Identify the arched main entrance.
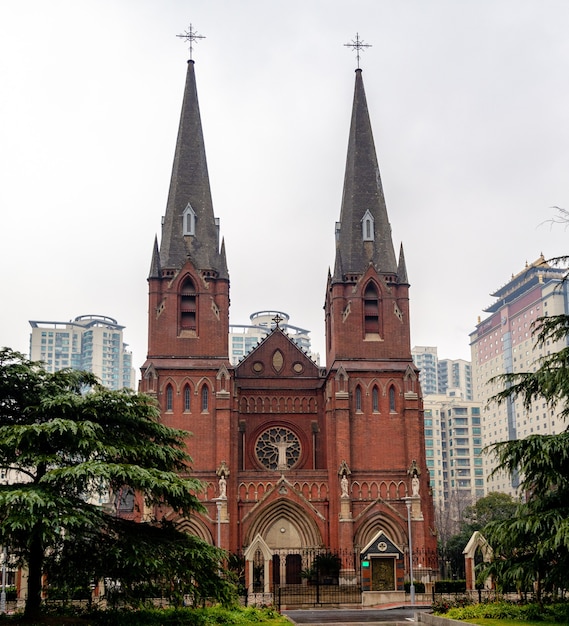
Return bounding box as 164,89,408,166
243,499,323,591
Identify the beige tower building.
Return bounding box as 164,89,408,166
470,256,569,496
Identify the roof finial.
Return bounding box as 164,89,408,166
272,313,283,329
176,23,206,61
344,33,372,69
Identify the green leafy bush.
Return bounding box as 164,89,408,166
87,606,287,625
440,600,569,623
434,579,466,593
404,581,425,593
432,596,472,614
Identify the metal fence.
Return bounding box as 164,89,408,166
431,589,519,604
273,583,362,610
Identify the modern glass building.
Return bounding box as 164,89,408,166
29,314,136,390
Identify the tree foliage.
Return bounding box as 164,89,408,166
0,348,236,615
483,298,569,598
462,491,518,529
482,432,569,597
440,492,517,580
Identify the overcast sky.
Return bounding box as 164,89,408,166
1,0,568,373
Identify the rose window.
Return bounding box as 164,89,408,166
255,427,301,471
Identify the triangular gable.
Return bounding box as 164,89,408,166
235,327,320,379
243,533,273,560
242,474,326,527
360,530,403,559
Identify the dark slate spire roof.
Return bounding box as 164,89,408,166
148,236,161,279
333,69,397,282
397,243,409,285
159,60,228,279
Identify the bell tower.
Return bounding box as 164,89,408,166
140,59,231,508
325,68,410,364
323,67,435,561
144,59,229,363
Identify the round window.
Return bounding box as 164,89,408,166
255,426,301,471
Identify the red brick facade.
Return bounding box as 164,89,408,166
140,60,437,591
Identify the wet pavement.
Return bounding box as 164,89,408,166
283,604,431,624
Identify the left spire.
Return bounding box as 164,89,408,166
158,29,228,279
176,24,205,61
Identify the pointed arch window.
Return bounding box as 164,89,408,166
372,386,379,412
361,210,375,241
364,281,380,335
166,384,174,412
180,276,197,331
389,386,396,412
201,385,209,412
355,385,362,412
183,384,191,412
183,203,196,236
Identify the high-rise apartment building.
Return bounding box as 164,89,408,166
438,359,472,400
411,346,439,395
470,255,569,496
423,393,484,511
29,314,136,390
229,311,316,366
412,347,472,400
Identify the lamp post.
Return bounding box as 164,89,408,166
0,545,7,614
405,499,415,605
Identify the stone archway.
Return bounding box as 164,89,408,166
170,514,214,544
463,531,493,590
244,499,323,588
354,511,406,552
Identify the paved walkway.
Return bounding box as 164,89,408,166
283,603,431,625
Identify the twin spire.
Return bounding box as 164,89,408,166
154,60,228,280
333,68,406,284
152,51,406,288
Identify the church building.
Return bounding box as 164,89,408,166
139,55,437,598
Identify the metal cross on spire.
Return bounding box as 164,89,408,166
176,24,206,60
344,33,372,69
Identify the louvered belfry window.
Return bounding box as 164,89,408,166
180,276,197,330
364,282,380,335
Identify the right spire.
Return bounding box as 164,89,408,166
333,69,398,282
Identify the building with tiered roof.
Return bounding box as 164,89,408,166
470,255,569,496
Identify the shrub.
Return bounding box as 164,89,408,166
549,602,569,623
441,601,569,623
404,581,425,593
432,596,473,615
5,586,17,601
434,579,466,593
85,606,286,626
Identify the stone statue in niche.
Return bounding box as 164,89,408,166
412,473,420,497
340,473,349,498
216,460,230,499
338,460,351,499
219,474,227,499
408,459,421,497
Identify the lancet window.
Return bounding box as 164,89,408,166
180,276,197,331
364,281,380,335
